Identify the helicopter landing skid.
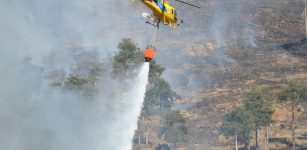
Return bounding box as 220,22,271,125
145,20,159,29
142,12,159,29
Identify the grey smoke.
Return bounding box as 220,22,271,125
0,61,149,150
0,0,152,150
159,0,260,94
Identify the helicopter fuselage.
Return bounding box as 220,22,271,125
141,0,177,28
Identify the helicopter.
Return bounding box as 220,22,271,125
132,0,200,29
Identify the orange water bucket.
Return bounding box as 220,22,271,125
144,48,155,62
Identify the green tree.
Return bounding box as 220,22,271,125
143,61,179,116
64,73,100,99
243,87,274,150
110,42,179,115
143,58,181,147
278,83,307,150
64,74,88,90
110,39,182,146
145,78,177,112
149,60,165,78
221,107,253,150
47,49,104,100
155,144,170,150
160,110,188,150
112,38,143,78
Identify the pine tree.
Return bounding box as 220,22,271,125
221,107,253,150
243,87,274,150
112,39,183,146
112,38,143,79
278,83,307,149
160,110,188,150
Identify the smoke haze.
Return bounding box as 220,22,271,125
0,0,262,148
0,0,151,150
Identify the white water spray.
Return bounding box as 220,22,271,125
90,62,150,150
120,62,150,150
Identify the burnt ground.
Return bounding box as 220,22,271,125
133,0,307,149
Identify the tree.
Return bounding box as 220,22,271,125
145,78,178,112
111,39,184,147
243,87,274,150
221,87,275,150
149,60,165,78
64,74,88,91
46,48,104,100
143,61,179,116
112,38,150,146
112,38,143,79
111,39,181,146
143,58,181,147
221,107,254,150
160,110,188,150
155,144,170,150
64,73,100,99
278,83,307,149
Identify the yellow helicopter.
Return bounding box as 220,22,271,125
132,0,200,29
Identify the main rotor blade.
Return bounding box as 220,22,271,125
174,0,200,8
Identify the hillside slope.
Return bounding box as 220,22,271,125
134,0,307,149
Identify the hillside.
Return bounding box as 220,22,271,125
133,0,307,149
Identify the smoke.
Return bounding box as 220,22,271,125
159,0,260,95
0,0,152,150
208,0,259,47
0,61,149,150
0,0,153,63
